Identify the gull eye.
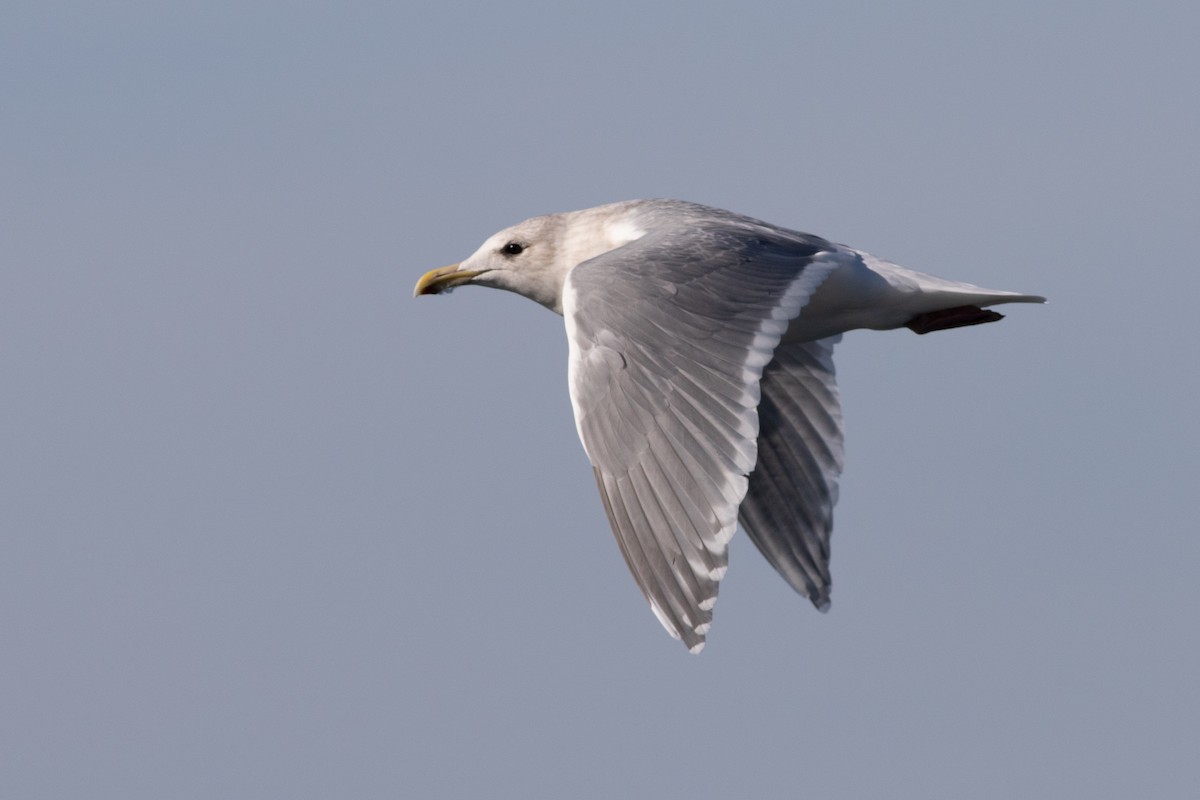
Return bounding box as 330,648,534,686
502,242,525,256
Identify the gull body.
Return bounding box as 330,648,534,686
416,199,1043,652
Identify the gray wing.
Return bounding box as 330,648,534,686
738,336,844,611
563,219,845,651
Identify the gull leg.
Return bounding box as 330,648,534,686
905,305,1004,335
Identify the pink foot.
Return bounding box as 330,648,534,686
905,305,1004,335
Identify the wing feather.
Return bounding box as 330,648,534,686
738,337,845,610
564,214,846,649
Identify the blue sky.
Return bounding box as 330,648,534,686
3,2,1198,797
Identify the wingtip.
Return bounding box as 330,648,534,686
810,587,832,613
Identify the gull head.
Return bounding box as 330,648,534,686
414,202,648,315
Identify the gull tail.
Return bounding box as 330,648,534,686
857,253,1046,335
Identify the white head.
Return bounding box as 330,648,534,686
414,202,647,314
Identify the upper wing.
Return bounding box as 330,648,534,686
562,219,845,651
738,337,844,611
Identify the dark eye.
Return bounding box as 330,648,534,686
502,242,525,256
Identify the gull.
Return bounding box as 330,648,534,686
415,199,1043,652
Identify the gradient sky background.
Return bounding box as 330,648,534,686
3,2,1198,797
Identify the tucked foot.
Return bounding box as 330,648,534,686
905,305,1004,334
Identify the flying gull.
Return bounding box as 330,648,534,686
414,199,1043,652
